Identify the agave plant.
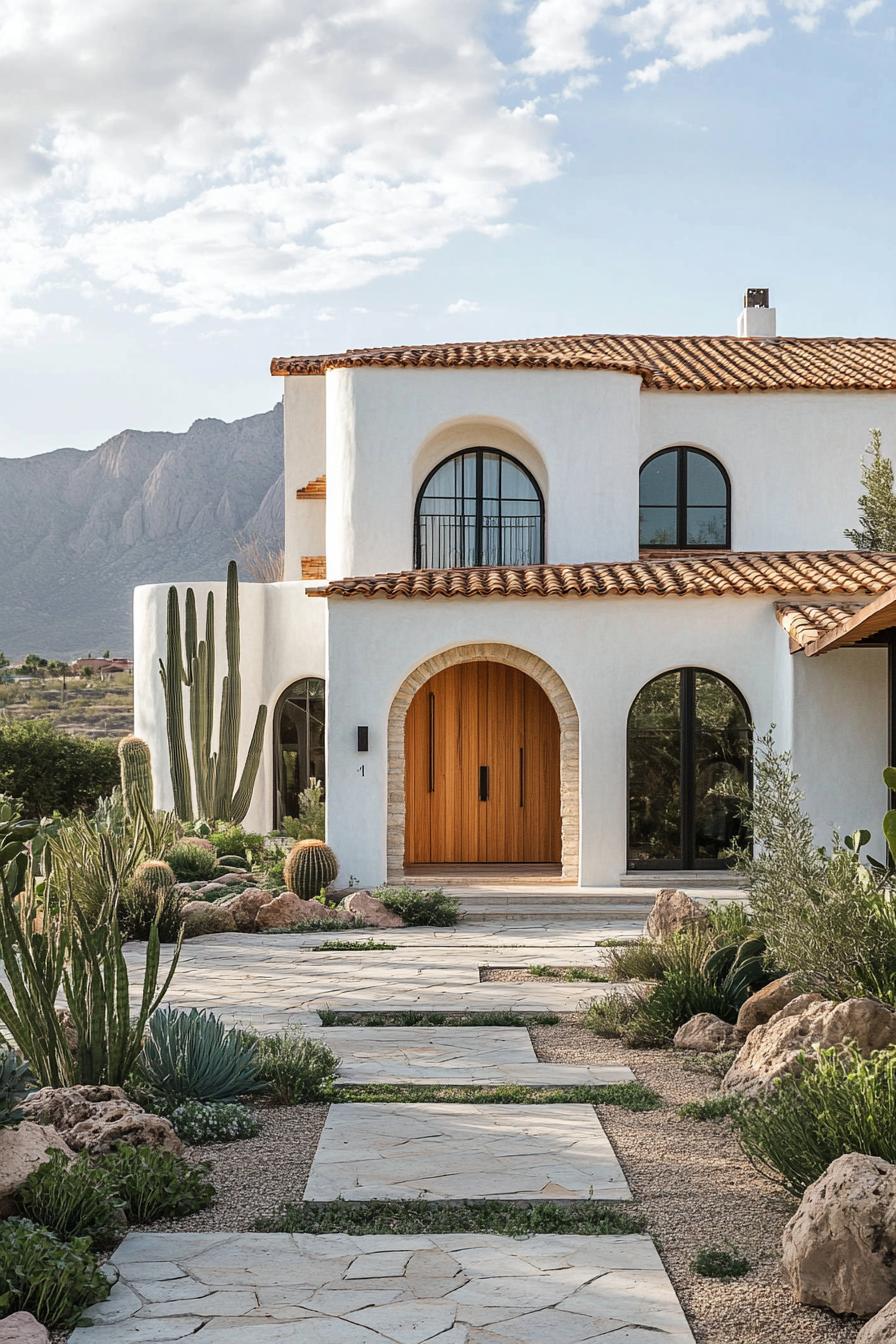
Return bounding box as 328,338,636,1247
136,1007,264,1104
0,1050,34,1127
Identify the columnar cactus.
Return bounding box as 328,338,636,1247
159,561,267,823
284,839,339,901
119,735,154,821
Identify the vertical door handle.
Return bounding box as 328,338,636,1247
479,765,489,802
519,747,525,807
427,692,435,793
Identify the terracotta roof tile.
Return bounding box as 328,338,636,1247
272,335,896,393
309,552,896,601
775,602,866,651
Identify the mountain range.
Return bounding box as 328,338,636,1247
0,406,283,659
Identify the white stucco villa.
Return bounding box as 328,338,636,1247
134,290,896,887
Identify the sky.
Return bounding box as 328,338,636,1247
0,0,893,457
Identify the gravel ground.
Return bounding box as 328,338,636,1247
480,966,608,982
531,1016,862,1344
142,1103,329,1233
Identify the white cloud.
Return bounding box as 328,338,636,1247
447,298,481,314
520,0,615,74
626,57,674,85
846,0,882,22
781,0,831,30
0,0,560,337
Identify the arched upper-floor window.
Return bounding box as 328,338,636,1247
639,446,730,549
273,677,325,828
415,448,544,570
627,667,751,871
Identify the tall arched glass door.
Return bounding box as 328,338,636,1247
273,678,325,827
627,668,751,870
414,448,544,570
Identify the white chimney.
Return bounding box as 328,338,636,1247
737,287,776,338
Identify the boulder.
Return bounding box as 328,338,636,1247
722,995,896,1100
644,888,707,941
254,891,351,930
673,1012,740,1053
21,1084,182,1156
0,1312,49,1344
783,1154,896,1317
181,899,237,937
340,890,404,929
858,1298,896,1342
736,973,804,1037
215,871,251,886
0,1122,74,1216
197,882,229,899
219,886,274,932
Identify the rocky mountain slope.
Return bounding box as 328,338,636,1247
0,406,283,658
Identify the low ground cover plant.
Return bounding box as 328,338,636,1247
374,885,459,926
335,1081,661,1109
527,964,609,983
312,938,396,951
690,1247,752,1279
18,1151,125,1248
678,1094,742,1122
99,1144,215,1221
735,1045,896,1195
258,1198,644,1237
251,1027,339,1103
136,1006,264,1104
317,1009,561,1027
0,1217,110,1329
170,1099,261,1144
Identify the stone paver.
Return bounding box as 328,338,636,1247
121,924,641,1030
303,1103,632,1202
71,1231,695,1342
322,1027,635,1086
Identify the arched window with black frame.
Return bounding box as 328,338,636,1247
627,667,751,870
414,448,544,570
273,678,325,828
639,446,730,549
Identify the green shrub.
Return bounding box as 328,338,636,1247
120,860,184,943
605,939,667,982
98,1145,215,1221
375,886,459,927
209,825,264,861
735,1045,896,1196
0,1049,33,1127
136,1007,264,1103
0,718,118,817
18,1150,125,1248
690,1246,751,1279
620,968,741,1048
252,1028,339,1103
678,1094,742,1121
282,779,325,842
583,994,640,1038
170,1100,260,1144
0,1217,110,1328
164,840,219,882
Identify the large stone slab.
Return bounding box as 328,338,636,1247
71,1231,694,1342
323,1026,634,1086
303,1103,632,1202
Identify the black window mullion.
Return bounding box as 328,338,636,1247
680,668,696,869
676,448,688,547
474,451,484,567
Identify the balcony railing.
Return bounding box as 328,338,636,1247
415,513,543,570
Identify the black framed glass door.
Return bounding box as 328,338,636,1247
627,667,751,870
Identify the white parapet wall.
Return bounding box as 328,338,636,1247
134,580,326,833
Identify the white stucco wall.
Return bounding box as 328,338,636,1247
323,367,642,578
324,592,792,887
283,376,326,581
790,645,888,855
134,579,326,832
640,391,896,551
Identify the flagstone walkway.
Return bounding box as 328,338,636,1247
71,1232,696,1343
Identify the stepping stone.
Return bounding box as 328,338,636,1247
71,1231,695,1342
321,1026,635,1086
303,1103,632,1202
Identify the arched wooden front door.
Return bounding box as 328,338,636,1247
404,661,560,865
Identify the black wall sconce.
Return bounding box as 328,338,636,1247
357,726,369,752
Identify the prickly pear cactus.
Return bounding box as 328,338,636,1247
283,839,339,901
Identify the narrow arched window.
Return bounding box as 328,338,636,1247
639,447,730,549
627,668,751,870
273,678,325,827
415,448,544,570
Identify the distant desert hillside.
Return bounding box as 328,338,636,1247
0,405,283,658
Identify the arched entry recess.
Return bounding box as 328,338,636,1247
272,678,325,828
387,644,579,879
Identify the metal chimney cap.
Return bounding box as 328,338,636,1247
743,288,770,309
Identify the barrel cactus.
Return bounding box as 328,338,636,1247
131,859,176,894
122,860,182,942
284,839,339,901
119,735,154,821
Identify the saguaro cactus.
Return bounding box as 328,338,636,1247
159,561,267,823
118,735,154,821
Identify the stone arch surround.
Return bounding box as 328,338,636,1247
387,643,580,880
